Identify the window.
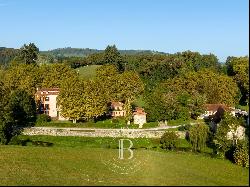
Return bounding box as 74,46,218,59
45,111,49,115
45,104,49,110
45,97,49,101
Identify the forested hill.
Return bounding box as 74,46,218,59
41,47,167,57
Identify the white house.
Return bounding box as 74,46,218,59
133,107,147,128
35,88,66,120
198,104,235,119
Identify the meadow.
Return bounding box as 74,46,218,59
0,136,248,186
75,65,101,80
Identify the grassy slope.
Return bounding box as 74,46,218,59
75,65,101,80
0,145,248,186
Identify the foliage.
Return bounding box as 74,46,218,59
226,56,249,105
0,89,36,144
36,114,51,125
39,63,78,88
233,140,249,168
212,112,244,158
164,69,239,106
189,123,209,152
57,76,85,122
178,124,191,131
160,131,179,150
103,45,125,71
19,43,39,64
2,63,39,95
0,47,19,67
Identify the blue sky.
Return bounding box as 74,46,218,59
0,0,248,61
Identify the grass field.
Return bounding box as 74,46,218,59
75,65,101,79
0,145,248,186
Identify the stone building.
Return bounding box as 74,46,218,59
109,101,126,117
133,107,147,128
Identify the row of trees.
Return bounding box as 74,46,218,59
145,69,240,121
57,65,144,122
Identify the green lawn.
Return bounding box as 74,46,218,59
0,145,248,186
75,65,101,80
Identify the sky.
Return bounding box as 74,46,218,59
0,0,249,62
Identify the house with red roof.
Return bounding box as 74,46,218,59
35,88,66,120
133,107,147,128
109,101,126,117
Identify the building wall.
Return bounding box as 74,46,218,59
110,110,126,117
39,94,66,120
43,95,58,118
134,115,146,125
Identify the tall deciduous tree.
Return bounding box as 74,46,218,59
0,89,36,144
103,45,124,72
226,56,249,105
39,63,78,88
2,63,39,95
57,76,85,123
19,43,39,65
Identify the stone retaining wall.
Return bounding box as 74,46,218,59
22,127,186,139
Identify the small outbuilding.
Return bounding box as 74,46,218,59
133,107,147,128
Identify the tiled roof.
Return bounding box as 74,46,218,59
204,104,231,112
35,88,60,96
111,101,124,107
133,107,147,115
37,88,60,92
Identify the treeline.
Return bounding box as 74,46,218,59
0,43,249,143
41,47,164,57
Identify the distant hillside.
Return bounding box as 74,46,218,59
0,47,19,66
42,47,167,57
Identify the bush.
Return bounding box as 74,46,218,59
189,123,209,152
233,141,249,168
36,114,51,124
178,124,191,131
160,131,179,150
8,136,31,146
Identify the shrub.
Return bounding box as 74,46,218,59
178,124,191,131
212,112,243,158
189,123,209,152
160,131,179,150
233,141,249,168
8,136,31,146
36,114,51,124
111,118,119,124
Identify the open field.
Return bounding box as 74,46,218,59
75,65,101,79
0,145,248,186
